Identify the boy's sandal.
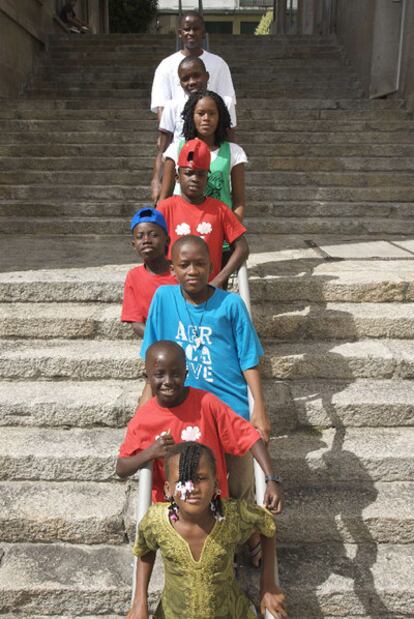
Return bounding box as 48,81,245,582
249,541,262,568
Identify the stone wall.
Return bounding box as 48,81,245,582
335,0,414,110
335,0,376,95
0,0,108,98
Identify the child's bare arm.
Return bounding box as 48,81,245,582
151,131,173,204
139,382,152,406
116,433,175,479
130,322,145,338
243,366,270,442
209,235,249,289
260,535,288,619
249,439,283,513
230,163,246,221
127,551,156,619
158,158,176,201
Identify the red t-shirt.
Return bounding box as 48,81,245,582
121,265,177,323
118,387,260,503
157,196,247,280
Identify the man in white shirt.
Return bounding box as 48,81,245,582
150,11,236,121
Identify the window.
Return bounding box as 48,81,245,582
240,21,260,33
205,21,233,34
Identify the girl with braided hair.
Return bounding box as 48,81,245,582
158,91,247,277
128,441,287,619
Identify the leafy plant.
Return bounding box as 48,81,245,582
255,10,273,35
109,0,158,33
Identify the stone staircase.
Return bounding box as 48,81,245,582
0,33,414,618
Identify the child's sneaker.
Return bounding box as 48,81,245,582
69,26,81,34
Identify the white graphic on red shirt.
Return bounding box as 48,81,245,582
196,221,212,235
181,425,202,441
175,222,191,236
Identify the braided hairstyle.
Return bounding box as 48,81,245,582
182,91,231,146
165,441,224,520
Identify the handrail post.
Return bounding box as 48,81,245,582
131,463,153,600
237,264,280,615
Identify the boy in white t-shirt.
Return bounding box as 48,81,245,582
151,56,236,203
150,11,236,121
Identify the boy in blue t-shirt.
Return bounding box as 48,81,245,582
141,234,271,519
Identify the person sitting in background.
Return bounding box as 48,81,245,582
59,1,90,34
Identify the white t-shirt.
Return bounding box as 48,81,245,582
159,95,237,143
150,49,236,113
163,141,248,195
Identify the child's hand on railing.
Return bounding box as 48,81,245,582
263,481,283,514
260,583,288,618
149,431,175,460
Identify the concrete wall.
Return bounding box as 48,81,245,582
0,0,108,98
0,0,62,97
335,0,414,109
335,0,376,95
400,0,414,110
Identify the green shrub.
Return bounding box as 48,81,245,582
109,0,158,33
255,10,273,35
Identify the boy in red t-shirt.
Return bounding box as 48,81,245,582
156,138,248,290
121,208,177,337
116,340,283,513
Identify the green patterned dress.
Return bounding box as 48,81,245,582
133,499,276,618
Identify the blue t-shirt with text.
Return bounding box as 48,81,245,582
141,286,264,419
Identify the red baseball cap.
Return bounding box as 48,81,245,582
178,138,211,171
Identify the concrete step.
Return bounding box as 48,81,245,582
278,543,414,617
0,481,127,543
2,184,414,203
0,339,142,380
12,118,413,133
2,142,413,159
0,97,403,111
3,214,414,236
265,482,414,544
123,479,414,545
271,427,414,485
264,339,414,381
0,107,410,121
38,62,347,77
3,336,414,382
2,301,414,341
289,378,414,429
0,424,413,483
0,379,140,428
27,87,361,98
1,200,414,220
1,241,413,301
2,170,414,189
1,479,412,546
2,129,412,146
0,541,413,617
257,301,414,340
0,426,123,481
0,377,290,433
30,77,358,90
0,542,132,616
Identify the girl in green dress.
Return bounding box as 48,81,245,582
127,442,287,619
